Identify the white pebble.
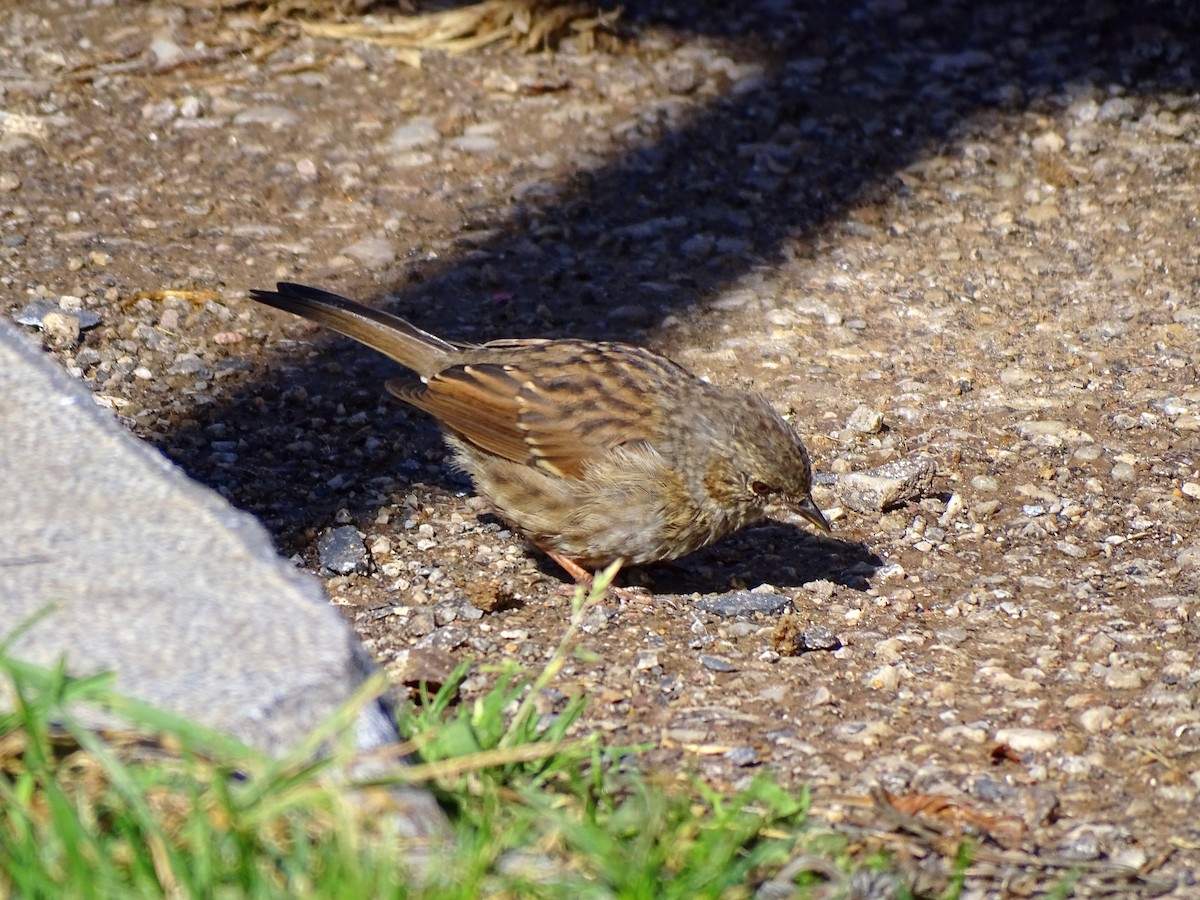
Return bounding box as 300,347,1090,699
994,727,1057,752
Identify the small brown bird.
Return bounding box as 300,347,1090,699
250,283,829,582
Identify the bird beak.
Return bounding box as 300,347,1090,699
769,496,831,534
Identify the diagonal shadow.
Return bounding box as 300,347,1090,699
153,0,1198,585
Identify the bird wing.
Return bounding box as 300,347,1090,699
386,341,677,479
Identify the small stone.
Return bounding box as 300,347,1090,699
660,62,701,94
233,105,300,127
168,354,207,376
317,525,370,575
1102,667,1144,690
606,304,653,328
1055,540,1087,558
1031,131,1066,153
845,405,884,434
405,609,436,637
450,134,499,154
800,625,841,652
835,458,936,513
938,493,964,526
1085,632,1118,658
1023,202,1060,224
724,746,760,767
1015,420,1093,444
634,650,660,671
1180,482,1200,500
581,605,616,634
994,727,1057,752
341,236,397,269
971,475,999,492
680,233,714,258
389,647,458,689
1110,462,1136,482
432,601,460,626
15,300,101,331
149,32,185,69
1173,416,1200,432
694,591,790,617
1174,544,1200,569
388,117,439,151
867,665,901,691
1078,706,1115,734
1097,97,1136,122
699,655,737,672
415,626,469,651
40,311,81,349
999,366,1035,386
805,685,833,707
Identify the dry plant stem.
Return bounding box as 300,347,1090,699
499,559,622,749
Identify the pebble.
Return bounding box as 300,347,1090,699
1078,706,1115,734
634,650,660,671
866,665,901,691
388,117,439,151
1055,540,1088,558
999,366,1035,385
1110,462,1136,482
834,457,936,513
317,525,370,575
340,236,397,268
15,299,101,331
845,405,884,434
389,647,458,688
1014,420,1094,445
724,746,760,767
168,354,207,376
450,134,500,154
580,605,615,634
699,655,737,672
40,311,81,349
415,626,469,651
233,106,299,127
694,591,790,617
994,728,1057,752
799,626,841,652
1171,542,1200,571
1101,667,1144,690
1032,130,1066,153
805,686,833,708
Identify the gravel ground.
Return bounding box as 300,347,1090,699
4,0,1199,894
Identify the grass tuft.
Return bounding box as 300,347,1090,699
0,574,907,897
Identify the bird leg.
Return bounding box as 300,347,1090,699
543,549,594,585
542,549,653,607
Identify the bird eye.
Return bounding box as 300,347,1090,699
751,480,771,496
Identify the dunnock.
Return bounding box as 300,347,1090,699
251,283,829,582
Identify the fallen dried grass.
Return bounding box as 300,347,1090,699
181,0,621,59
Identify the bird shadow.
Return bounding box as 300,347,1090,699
516,518,879,595
630,525,881,596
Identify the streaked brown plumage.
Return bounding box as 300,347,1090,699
250,282,829,582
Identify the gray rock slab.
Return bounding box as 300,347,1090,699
0,320,394,758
